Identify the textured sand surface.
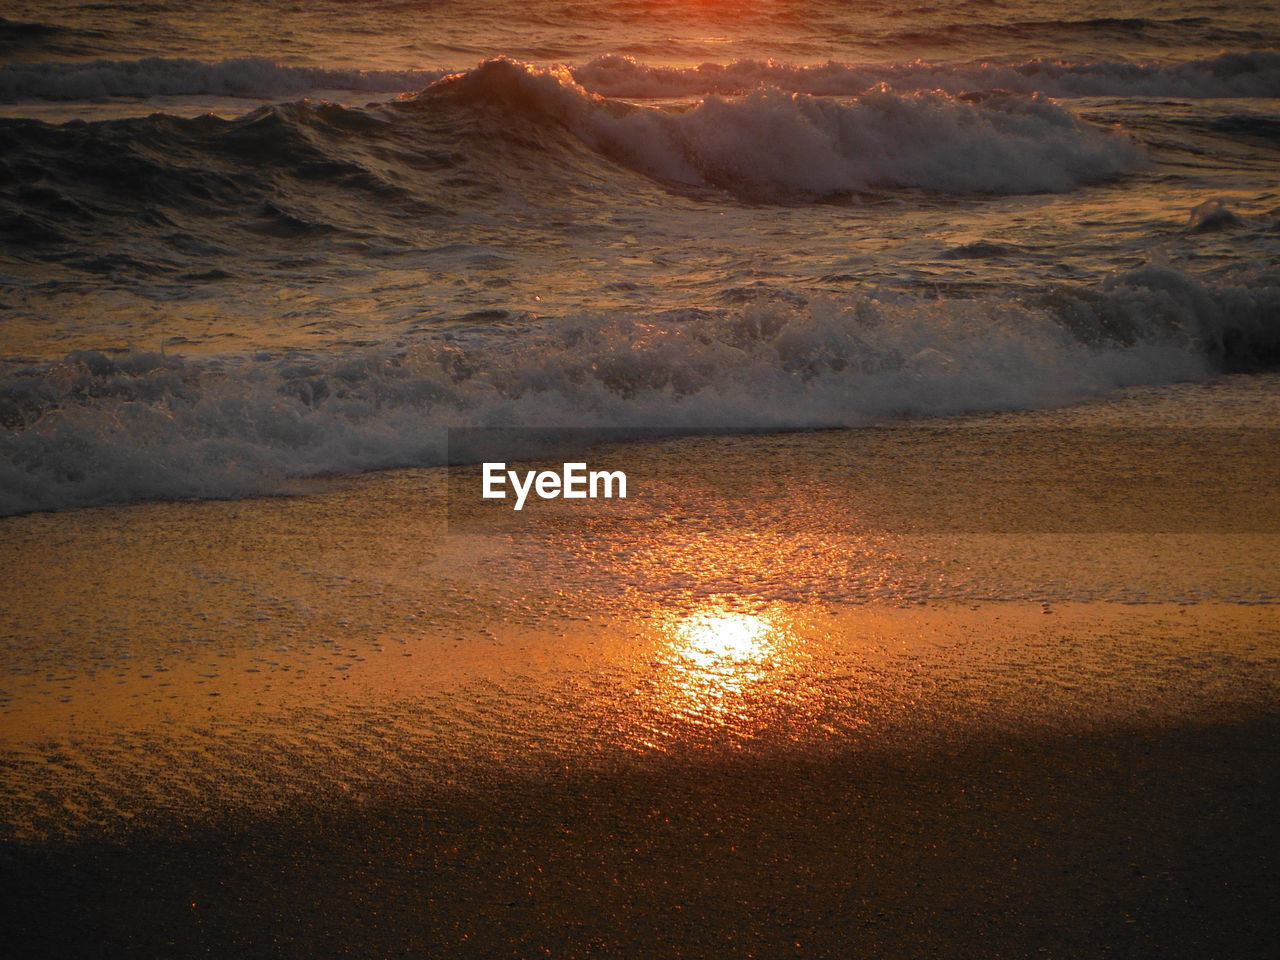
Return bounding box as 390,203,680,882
1,377,1277,956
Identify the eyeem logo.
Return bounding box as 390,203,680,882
482,462,628,511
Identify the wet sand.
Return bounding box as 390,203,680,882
5,717,1278,959
2,377,1278,956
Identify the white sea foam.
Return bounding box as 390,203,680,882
4,265,1276,516
432,59,1145,198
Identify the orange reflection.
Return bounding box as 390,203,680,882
643,606,806,743
670,610,775,674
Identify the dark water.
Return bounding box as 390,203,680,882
0,0,1277,513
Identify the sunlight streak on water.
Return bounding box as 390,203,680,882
642,606,812,740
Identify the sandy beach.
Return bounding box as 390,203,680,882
4,0,1279,953
2,376,1277,956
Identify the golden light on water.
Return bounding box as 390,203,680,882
641,606,808,742
672,610,773,669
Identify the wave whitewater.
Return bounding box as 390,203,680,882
2,265,1277,516
424,59,1144,198
0,57,1146,232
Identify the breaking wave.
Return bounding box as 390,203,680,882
2,265,1277,515
425,59,1143,198
0,56,1146,250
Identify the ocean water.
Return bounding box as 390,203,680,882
0,0,1278,514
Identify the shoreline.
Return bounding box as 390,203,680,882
2,376,1277,954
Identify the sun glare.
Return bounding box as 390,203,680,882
673,611,773,668
638,606,802,738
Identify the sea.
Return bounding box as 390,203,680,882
1,0,1277,515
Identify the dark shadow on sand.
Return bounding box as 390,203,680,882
4,716,1278,959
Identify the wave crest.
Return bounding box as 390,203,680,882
424,59,1145,199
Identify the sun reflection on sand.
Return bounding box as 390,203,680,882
644,607,809,740
673,610,773,669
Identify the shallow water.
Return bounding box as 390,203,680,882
1,377,1276,838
